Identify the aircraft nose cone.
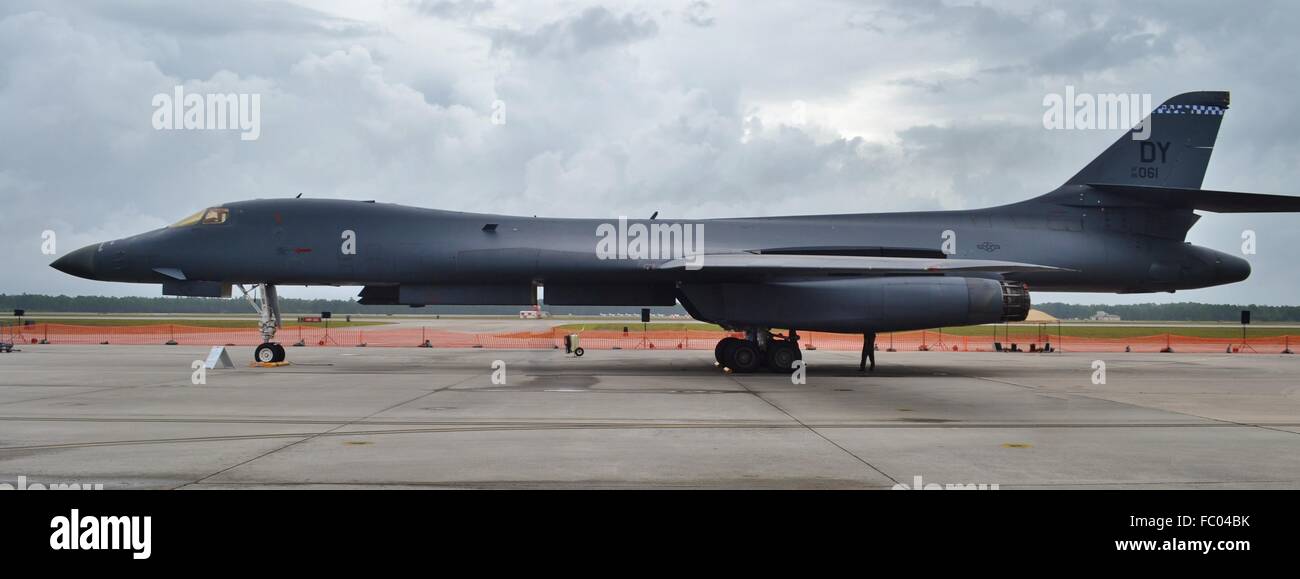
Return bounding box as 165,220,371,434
50,244,98,279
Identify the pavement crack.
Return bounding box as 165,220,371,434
173,374,481,489
725,373,899,485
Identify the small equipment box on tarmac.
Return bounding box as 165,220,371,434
564,334,584,357
1,322,16,352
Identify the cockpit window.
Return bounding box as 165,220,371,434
170,210,205,228
201,207,229,224
170,207,229,227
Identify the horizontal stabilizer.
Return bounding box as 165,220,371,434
1085,183,1300,213
659,253,1070,275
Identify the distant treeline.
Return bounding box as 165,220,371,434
0,294,685,317
1,294,1298,321
1034,302,1299,322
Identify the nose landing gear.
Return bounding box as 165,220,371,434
240,283,285,363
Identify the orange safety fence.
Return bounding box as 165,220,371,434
2,323,1297,354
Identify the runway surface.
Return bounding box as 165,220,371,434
1,345,1298,489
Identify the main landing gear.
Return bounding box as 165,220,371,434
714,329,802,374
239,283,285,363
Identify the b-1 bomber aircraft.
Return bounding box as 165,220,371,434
52,92,1300,371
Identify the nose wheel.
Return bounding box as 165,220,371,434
255,342,286,363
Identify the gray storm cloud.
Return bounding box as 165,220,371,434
2,0,1298,305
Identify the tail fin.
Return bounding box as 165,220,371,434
1064,91,1229,189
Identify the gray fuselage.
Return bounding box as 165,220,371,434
55,193,1247,294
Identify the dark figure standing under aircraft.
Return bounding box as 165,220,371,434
52,92,1300,370
861,332,876,372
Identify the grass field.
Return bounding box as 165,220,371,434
555,322,1300,338
5,318,390,329
558,322,726,332
927,325,1295,338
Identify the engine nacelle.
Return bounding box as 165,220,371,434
678,277,1029,333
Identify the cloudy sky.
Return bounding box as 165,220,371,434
2,0,1298,305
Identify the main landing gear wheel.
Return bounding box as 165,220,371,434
766,341,802,373
573,347,584,357
724,340,763,373
715,337,744,365
255,343,285,363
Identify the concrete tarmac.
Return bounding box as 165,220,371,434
1,345,1297,489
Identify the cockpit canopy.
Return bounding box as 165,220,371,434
170,207,229,227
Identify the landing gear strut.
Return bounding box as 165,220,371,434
714,329,802,374
240,283,284,363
